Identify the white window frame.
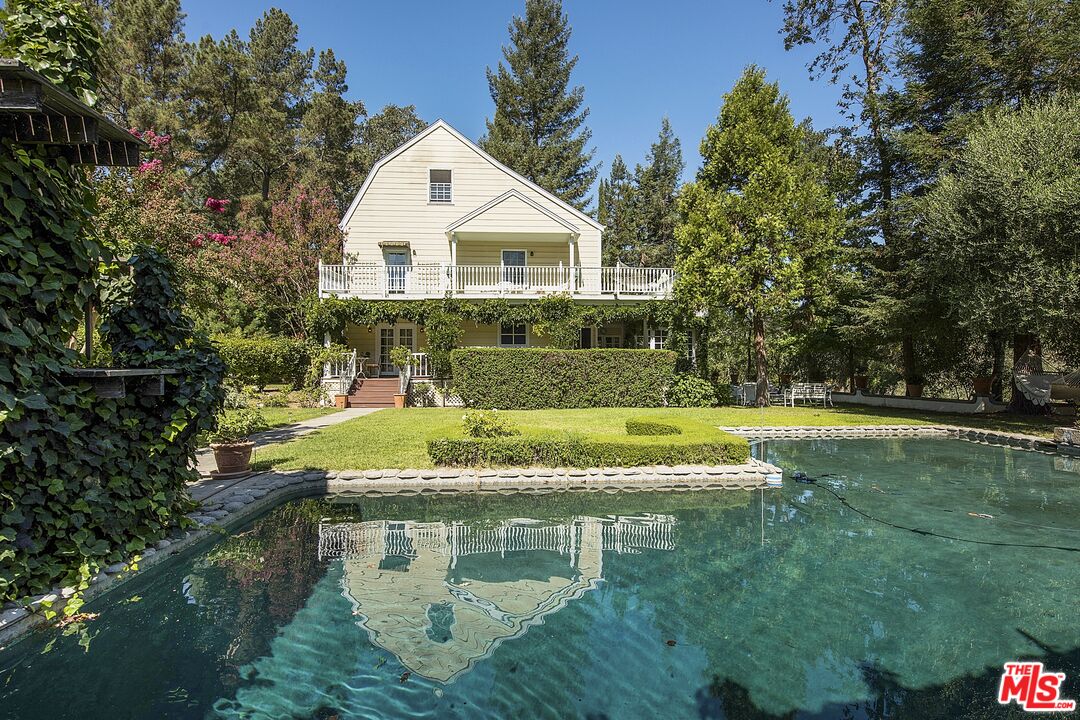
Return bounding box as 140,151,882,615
646,325,668,350
498,321,528,348
428,167,453,204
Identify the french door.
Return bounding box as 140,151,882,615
379,326,415,375
385,250,410,295
501,249,527,287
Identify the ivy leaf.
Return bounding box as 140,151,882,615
19,393,49,410
4,196,25,221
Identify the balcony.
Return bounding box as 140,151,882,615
318,263,676,300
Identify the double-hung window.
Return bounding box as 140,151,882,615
429,169,452,203
499,322,527,347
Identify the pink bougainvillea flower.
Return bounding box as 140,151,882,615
204,198,231,213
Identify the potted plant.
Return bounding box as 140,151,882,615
389,345,413,409
905,374,925,398
853,363,869,391
972,376,993,397
209,408,267,476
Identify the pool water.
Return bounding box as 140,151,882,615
2,438,1078,719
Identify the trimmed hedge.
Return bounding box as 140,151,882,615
214,336,311,389
450,348,677,409
625,417,682,435
426,416,749,468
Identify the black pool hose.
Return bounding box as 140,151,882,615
799,474,1080,554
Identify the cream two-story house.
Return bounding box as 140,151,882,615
319,120,676,387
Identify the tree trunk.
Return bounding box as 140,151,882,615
901,335,916,383
990,332,1005,402
1008,333,1050,415
746,311,755,382
753,312,768,406
846,345,856,393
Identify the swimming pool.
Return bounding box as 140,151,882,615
1,438,1077,718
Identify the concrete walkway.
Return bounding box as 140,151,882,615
193,407,380,479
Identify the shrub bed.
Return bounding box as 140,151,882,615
214,336,311,389
625,417,682,435
450,348,676,409
426,416,749,468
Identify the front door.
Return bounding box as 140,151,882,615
501,249,527,288
379,325,416,376
386,250,410,295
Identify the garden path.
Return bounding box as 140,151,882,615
192,408,381,483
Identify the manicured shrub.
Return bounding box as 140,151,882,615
450,348,676,409
426,416,749,468
625,417,682,435
462,409,518,438
666,373,718,407
214,336,312,389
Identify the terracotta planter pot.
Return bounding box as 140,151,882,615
905,383,924,398
972,376,993,397
210,441,255,475
854,375,868,390
393,393,406,409
334,394,347,409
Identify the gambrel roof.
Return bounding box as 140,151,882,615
339,119,603,232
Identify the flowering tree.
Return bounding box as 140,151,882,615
213,187,343,338
92,130,237,322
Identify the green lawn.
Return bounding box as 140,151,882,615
251,404,1065,471
198,406,341,448
255,406,341,428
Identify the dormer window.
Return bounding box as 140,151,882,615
429,169,452,203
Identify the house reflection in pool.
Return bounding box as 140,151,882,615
319,515,676,682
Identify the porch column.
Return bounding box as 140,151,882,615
567,235,576,293
450,232,458,296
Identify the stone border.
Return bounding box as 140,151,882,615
0,458,779,646
720,424,1062,453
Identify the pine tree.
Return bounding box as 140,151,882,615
480,0,598,211
600,120,684,267
94,0,188,131
300,49,366,210
676,67,844,405
353,104,426,184
630,117,683,267
598,155,635,265
232,8,314,205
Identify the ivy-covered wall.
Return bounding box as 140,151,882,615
0,0,225,615
308,294,700,375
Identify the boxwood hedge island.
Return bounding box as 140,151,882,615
427,413,750,468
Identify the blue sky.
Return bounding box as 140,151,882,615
181,0,846,185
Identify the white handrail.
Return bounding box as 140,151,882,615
319,264,676,299
410,352,430,378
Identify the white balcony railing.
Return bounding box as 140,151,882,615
319,263,676,299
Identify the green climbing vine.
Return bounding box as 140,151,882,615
0,0,224,616
309,295,688,346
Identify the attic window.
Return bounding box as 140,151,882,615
429,169,452,203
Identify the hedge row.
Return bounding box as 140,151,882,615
213,336,311,389
450,348,677,409
426,416,749,468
